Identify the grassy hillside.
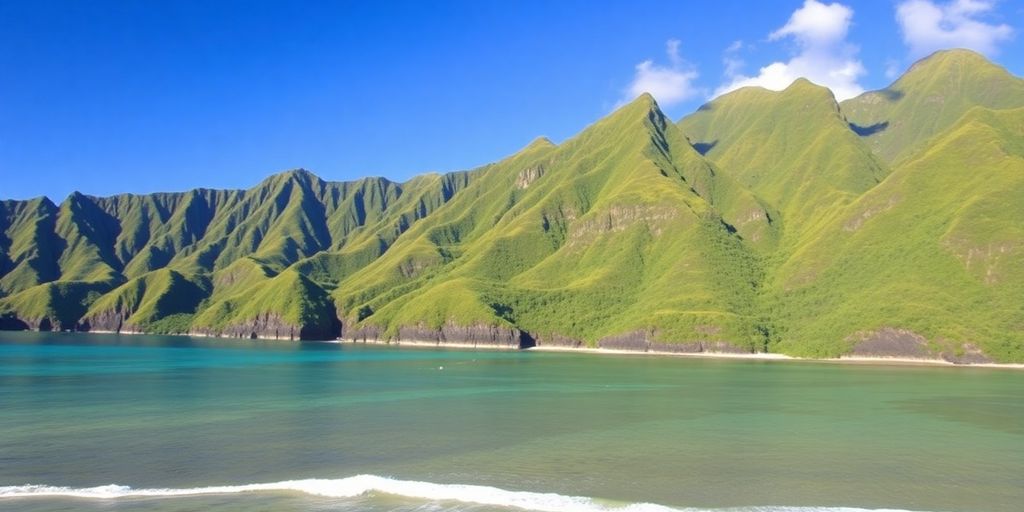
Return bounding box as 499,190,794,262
80,268,210,333
335,94,769,350
769,106,1024,362
841,49,1024,164
0,169,472,339
679,78,887,252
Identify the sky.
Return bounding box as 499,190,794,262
1,0,1022,201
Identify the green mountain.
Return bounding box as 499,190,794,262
768,105,1024,362
841,49,1024,164
678,78,887,252
1,49,1021,363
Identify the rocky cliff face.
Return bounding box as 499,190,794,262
344,321,533,348
849,328,994,364
77,307,130,332
597,330,752,353
531,333,585,348
192,312,340,340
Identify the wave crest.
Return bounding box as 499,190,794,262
0,475,924,512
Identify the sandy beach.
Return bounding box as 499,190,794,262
337,338,1024,369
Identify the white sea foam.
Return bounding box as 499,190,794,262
0,475,926,512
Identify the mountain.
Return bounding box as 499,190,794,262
678,78,886,252
841,49,1024,164
768,105,1024,361
337,94,771,351
1,49,1022,363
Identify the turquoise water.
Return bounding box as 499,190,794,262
0,332,1021,512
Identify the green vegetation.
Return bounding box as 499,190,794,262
841,49,1024,164
0,49,1021,361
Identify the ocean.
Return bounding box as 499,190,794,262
0,331,1021,512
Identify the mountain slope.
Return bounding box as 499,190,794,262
0,198,62,295
337,94,770,350
0,170,473,338
79,268,210,333
679,79,887,251
841,49,1024,164
770,106,1024,362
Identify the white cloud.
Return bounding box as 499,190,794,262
896,0,1013,58
714,0,866,101
622,39,701,107
769,0,852,44
723,40,746,78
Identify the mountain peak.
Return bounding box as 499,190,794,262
617,92,660,114
892,48,1018,92
635,91,657,105
261,168,324,188
786,77,833,96
906,48,994,74
693,77,839,118
841,47,1024,163
524,136,555,151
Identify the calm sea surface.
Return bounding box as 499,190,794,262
0,331,1021,512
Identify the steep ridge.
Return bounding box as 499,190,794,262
79,268,210,333
0,198,62,295
842,49,1024,164
339,94,771,351
679,78,888,251
0,170,473,338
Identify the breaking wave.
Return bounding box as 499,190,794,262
0,474,926,512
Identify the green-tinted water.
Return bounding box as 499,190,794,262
0,331,1021,511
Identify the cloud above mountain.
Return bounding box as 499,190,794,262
619,0,1021,107
713,0,865,101
896,0,1014,58
621,39,701,107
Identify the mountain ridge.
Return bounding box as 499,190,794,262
2,49,1022,363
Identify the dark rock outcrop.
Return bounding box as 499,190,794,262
194,313,339,341
849,328,995,364
344,323,382,342
396,322,529,348
345,321,534,348
849,328,934,358
598,330,752,353
78,307,129,333
532,333,584,348
940,343,994,364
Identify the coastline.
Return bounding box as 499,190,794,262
340,338,519,351
13,330,1024,369
340,338,1024,370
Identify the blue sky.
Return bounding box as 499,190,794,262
1,0,1022,200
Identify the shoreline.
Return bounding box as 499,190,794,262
340,338,1024,370
340,338,519,351
11,330,1024,370
528,345,1024,369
